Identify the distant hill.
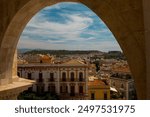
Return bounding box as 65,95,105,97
18,49,126,60
18,48,33,54
104,51,126,60
23,49,104,56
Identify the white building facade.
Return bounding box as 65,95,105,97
17,60,89,99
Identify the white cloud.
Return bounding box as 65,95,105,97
18,35,121,52
18,36,62,49
19,3,121,51
27,13,93,32
21,13,94,42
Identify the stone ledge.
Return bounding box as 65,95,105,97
0,78,35,99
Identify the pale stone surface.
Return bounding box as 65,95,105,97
12,49,19,81
0,78,35,99
0,0,149,99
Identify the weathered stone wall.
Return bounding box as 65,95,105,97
143,0,150,99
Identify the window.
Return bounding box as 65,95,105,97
49,73,54,81
91,93,95,100
79,86,83,94
36,84,44,94
104,92,107,100
120,92,125,99
121,84,124,89
39,72,43,82
79,72,83,81
70,86,75,96
28,73,32,79
62,72,66,81
60,85,68,93
70,72,75,81
66,86,68,93
48,85,55,94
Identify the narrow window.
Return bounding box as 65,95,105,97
79,86,83,94
62,72,66,81
39,72,43,82
50,73,54,81
71,72,75,81
79,72,83,81
28,73,32,79
91,93,95,100
104,92,107,100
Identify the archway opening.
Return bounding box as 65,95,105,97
17,2,136,100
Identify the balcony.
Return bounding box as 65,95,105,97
36,78,44,83
78,78,85,82
48,78,55,82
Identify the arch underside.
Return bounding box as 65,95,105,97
0,0,146,99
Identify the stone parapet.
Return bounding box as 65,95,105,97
0,78,35,100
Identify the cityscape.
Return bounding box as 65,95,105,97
15,2,136,100
17,49,137,100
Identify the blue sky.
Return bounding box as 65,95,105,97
18,2,121,52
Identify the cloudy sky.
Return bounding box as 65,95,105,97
18,2,121,52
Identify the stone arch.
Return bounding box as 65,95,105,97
0,0,146,99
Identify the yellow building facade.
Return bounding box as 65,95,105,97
88,77,110,100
